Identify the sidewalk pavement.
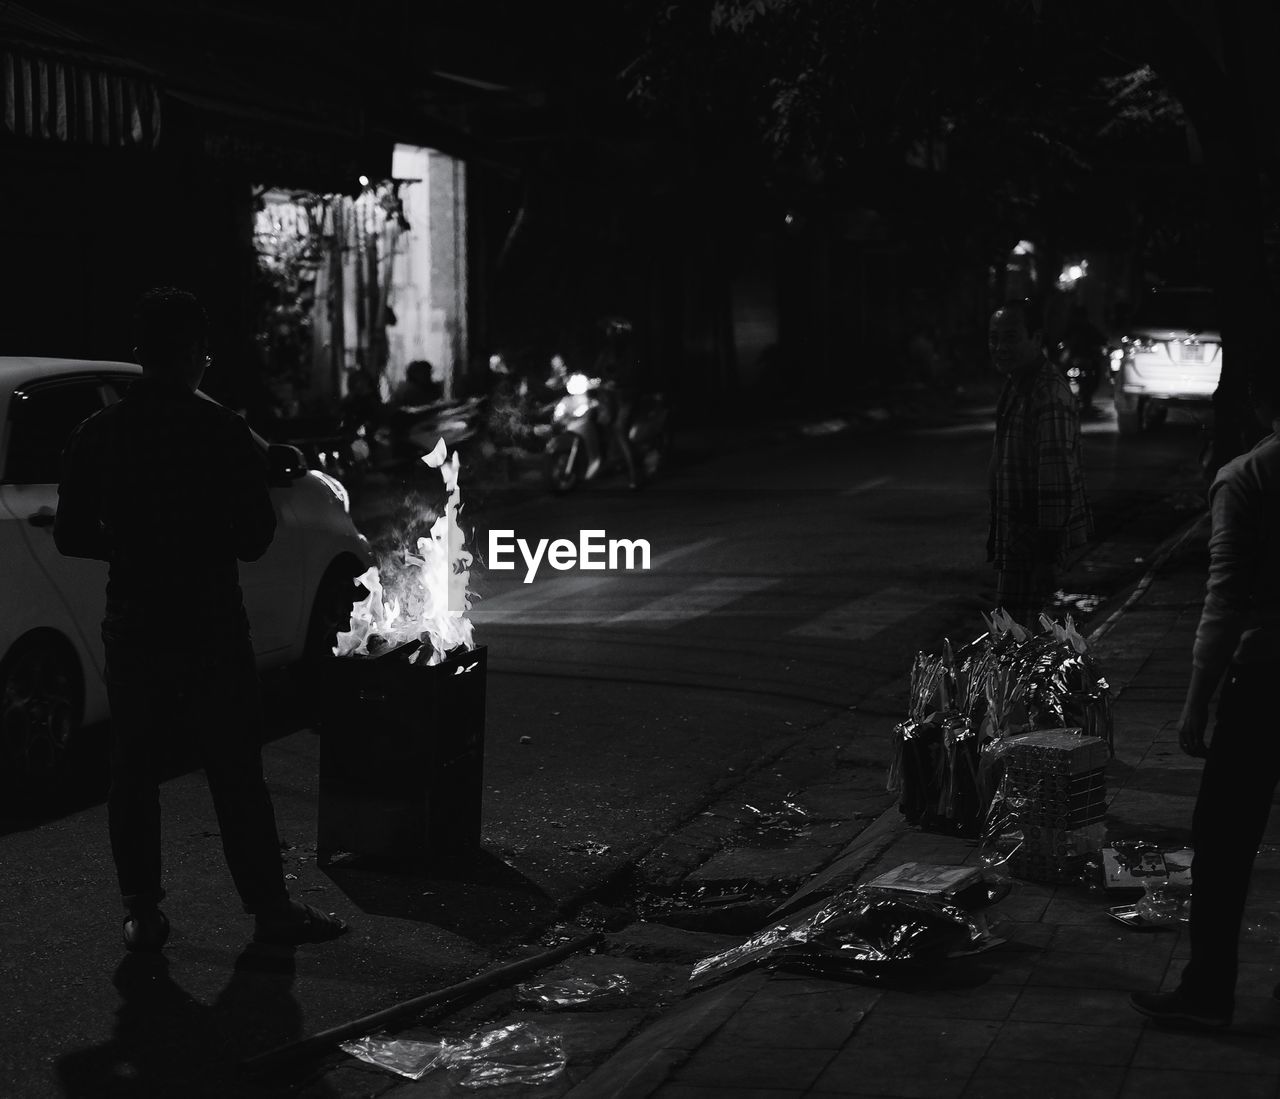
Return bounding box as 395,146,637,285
528,509,1280,1099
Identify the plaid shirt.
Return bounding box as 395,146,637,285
987,357,1092,570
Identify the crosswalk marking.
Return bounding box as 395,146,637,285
469,536,937,638
469,537,722,625
608,576,779,626
788,586,937,640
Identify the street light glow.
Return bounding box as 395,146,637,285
1057,259,1089,289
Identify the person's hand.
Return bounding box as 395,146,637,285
1178,700,1210,758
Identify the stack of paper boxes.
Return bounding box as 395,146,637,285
1002,729,1109,884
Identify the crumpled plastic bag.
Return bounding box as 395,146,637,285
338,1033,448,1080
514,973,631,1010
448,1022,567,1089
1136,882,1192,926
690,882,998,986
339,1021,566,1087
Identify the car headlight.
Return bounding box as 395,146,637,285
309,469,350,513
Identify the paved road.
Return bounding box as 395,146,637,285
350,399,1209,910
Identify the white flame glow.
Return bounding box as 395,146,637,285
333,438,476,665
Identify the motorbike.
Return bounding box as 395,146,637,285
544,370,670,494
1055,340,1105,413
397,394,488,457
284,411,372,485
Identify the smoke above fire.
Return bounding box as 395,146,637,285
334,439,476,664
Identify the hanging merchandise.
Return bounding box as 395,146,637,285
887,610,1112,843
252,182,406,412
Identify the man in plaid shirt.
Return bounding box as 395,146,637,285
987,298,1092,626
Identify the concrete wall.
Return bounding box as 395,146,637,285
386,144,468,400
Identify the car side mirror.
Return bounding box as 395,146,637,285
267,443,308,485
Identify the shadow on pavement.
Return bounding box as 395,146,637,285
325,849,558,945
54,944,327,1099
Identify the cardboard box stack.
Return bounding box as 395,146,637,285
1002,729,1109,884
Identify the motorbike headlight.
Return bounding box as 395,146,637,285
566,373,591,396
309,469,350,513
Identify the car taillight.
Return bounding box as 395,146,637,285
1121,336,1158,354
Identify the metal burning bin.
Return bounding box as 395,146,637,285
315,641,486,867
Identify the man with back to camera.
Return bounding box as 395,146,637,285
1130,369,1280,1029
54,287,348,951
987,297,1092,627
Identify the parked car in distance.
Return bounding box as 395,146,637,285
0,358,373,791
1112,287,1221,436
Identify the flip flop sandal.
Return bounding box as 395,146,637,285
253,903,348,946
123,909,171,952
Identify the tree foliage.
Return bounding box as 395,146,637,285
622,0,1187,242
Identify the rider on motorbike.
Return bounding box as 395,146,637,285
592,317,641,489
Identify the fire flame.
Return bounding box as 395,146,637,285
334,438,475,664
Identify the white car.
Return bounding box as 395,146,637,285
1112,287,1222,435
0,357,373,787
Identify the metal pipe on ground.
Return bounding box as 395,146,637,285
239,930,603,1078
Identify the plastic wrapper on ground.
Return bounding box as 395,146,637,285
447,1022,567,1089
690,880,1000,986
1136,882,1192,926
340,1021,566,1088
1102,844,1192,892
513,973,632,1010
339,1032,448,1080
864,861,1010,910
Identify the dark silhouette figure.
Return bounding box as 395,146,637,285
987,298,1092,626
592,316,641,489
1131,370,1280,1029
54,287,348,951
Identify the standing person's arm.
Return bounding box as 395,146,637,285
54,421,110,561
226,417,276,562
1180,476,1253,756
